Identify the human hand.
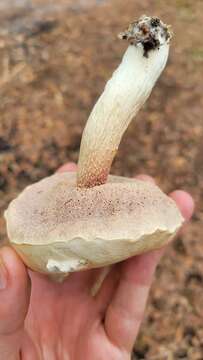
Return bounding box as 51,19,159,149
0,163,194,360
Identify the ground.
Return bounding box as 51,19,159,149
0,0,202,358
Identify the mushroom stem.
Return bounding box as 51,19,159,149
77,16,172,188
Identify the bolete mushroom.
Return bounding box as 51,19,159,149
5,16,184,280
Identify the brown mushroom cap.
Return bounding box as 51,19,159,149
5,172,183,277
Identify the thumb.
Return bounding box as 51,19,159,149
0,246,30,358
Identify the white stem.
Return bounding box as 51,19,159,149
77,16,171,188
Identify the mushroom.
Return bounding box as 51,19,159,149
5,16,183,280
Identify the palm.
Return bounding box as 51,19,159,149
23,267,127,360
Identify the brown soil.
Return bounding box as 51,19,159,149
0,0,202,358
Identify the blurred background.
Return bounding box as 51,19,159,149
0,0,202,358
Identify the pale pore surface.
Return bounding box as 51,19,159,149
5,172,183,275
5,172,183,247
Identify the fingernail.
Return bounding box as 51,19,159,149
0,255,8,290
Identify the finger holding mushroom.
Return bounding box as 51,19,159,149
4,16,183,281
